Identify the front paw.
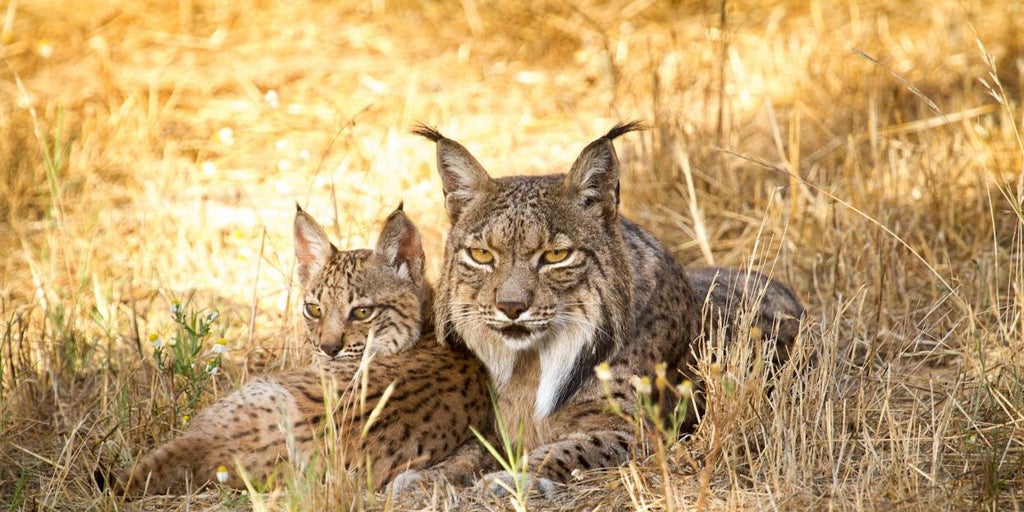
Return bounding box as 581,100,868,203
389,468,455,497
481,470,558,500
389,469,427,496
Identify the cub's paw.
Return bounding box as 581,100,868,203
388,469,424,496
480,471,558,500
389,469,447,497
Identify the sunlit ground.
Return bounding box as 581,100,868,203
1,1,1022,510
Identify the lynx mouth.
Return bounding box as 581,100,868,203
497,325,533,340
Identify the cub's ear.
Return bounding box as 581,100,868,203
564,121,643,221
413,125,494,223
375,202,425,282
294,204,336,288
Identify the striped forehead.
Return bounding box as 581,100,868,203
312,248,374,300
470,177,567,254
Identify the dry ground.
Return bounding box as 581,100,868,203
1,0,1022,510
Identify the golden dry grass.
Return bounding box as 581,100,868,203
1,0,1022,510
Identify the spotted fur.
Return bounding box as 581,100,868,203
111,206,491,495
416,123,804,494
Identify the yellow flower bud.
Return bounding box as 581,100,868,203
654,362,668,379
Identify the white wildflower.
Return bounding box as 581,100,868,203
631,375,652,395
216,465,229,484
212,338,228,355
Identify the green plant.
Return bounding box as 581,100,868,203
39,107,72,225
45,302,93,376
471,393,530,511
4,468,28,512
150,296,227,422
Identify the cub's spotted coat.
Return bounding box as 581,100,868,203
111,206,491,495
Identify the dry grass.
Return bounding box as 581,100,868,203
1,0,1022,510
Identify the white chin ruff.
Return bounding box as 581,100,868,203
534,324,593,418
460,325,515,388
463,322,595,419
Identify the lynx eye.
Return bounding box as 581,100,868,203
349,306,376,321
541,249,571,264
467,248,494,265
303,303,322,320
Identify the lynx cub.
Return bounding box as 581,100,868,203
416,123,802,495
110,206,490,495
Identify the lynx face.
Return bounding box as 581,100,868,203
417,124,640,418
294,206,429,358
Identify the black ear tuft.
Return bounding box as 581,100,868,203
412,124,446,142
604,120,645,141
414,125,494,223
564,122,642,219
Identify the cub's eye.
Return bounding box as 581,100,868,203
303,303,322,320
541,249,571,264
349,306,376,321
467,248,494,265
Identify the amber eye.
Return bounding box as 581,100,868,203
541,249,571,264
468,248,494,265
349,306,376,321
303,303,322,320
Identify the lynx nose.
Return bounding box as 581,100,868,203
320,342,344,357
496,301,528,320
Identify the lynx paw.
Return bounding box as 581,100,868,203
481,471,558,500
389,469,448,496
389,469,424,496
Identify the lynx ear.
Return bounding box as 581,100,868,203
375,203,425,282
294,205,336,288
564,121,643,220
413,125,493,223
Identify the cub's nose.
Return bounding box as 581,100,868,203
496,301,528,320
319,342,344,357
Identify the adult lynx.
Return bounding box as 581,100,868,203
108,206,490,495
416,123,802,495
